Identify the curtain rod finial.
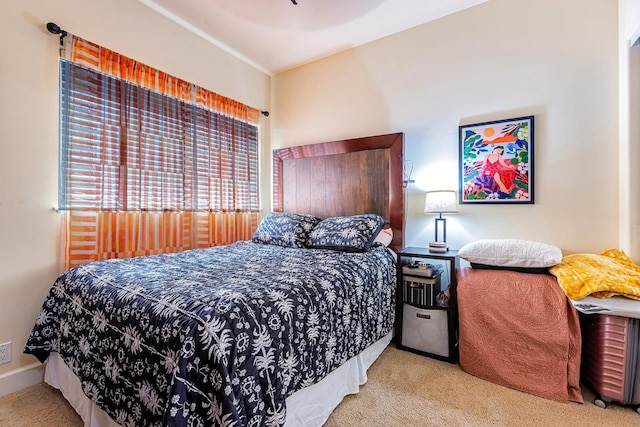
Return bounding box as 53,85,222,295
46,22,67,46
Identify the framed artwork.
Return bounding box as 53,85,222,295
459,115,534,204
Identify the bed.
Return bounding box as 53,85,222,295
24,132,405,426
455,240,583,403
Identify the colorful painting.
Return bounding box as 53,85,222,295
459,116,534,204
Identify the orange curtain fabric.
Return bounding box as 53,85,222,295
64,35,260,124
63,211,259,269
60,35,261,270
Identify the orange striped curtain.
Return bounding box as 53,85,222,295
63,211,259,269
64,36,260,125
60,35,260,270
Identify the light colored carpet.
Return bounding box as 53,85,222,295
0,379,81,427
1,345,639,426
326,346,639,426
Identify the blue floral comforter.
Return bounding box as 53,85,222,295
24,241,396,426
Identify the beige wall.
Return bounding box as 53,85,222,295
272,0,619,256
620,0,640,261
629,43,640,258
0,0,270,383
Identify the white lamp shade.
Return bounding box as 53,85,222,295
424,190,458,214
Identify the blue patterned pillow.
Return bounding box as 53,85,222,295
306,214,388,252
252,212,321,248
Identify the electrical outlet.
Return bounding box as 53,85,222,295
0,342,11,364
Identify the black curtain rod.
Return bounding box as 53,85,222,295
46,21,270,118
46,22,67,46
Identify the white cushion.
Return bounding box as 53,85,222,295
458,239,563,268
373,228,393,247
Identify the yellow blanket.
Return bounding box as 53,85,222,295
549,249,640,300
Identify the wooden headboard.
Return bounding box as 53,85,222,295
273,133,404,250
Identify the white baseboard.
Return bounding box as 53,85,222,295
0,362,45,398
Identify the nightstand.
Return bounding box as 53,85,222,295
395,247,459,363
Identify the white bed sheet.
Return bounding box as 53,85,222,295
45,330,393,427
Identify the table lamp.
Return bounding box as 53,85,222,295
424,190,457,252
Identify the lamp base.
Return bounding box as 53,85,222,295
428,242,447,253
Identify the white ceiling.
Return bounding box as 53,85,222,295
137,0,488,75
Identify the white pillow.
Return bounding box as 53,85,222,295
458,239,563,268
373,228,393,247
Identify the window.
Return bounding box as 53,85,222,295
59,61,259,213
59,35,261,269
